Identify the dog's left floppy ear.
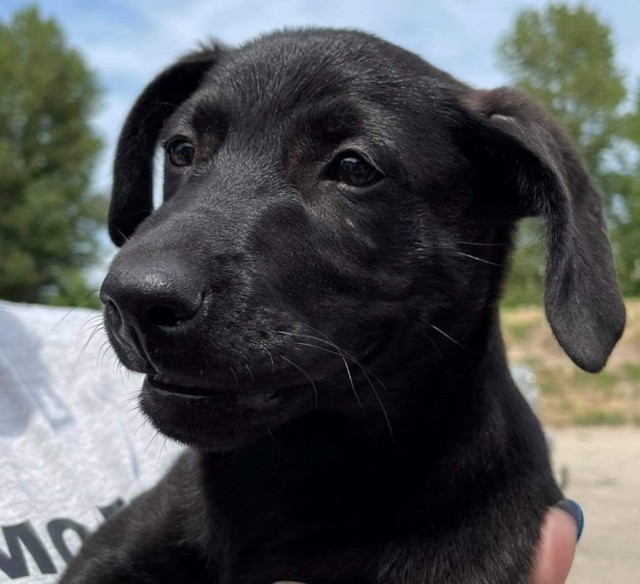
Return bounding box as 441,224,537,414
109,45,225,246
463,87,625,372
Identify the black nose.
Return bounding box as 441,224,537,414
100,261,205,342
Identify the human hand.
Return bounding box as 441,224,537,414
530,499,583,584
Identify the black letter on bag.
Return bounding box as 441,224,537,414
0,521,56,578
47,519,89,564
98,497,125,520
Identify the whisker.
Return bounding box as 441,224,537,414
123,391,139,405
113,226,131,244
298,323,346,349
50,306,79,332
244,363,255,384
156,437,169,470
136,417,148,436
228,367,239,388
285,327,391,418
298,325,391,396
453,251,502,267
282,325,389,395
276,329,336,349
292,341,361,407
281,356,318,407
422,330,445,363
299,328,393,436
427,323,466,350
264,347,276,373
350,362,393,439
73,328,100,367
75,324,105,366
115,360,129,382
455,241,508,247
47,290,102,334
296,325,389,387
49,288,100,334
79,314,103,335
278,325,392,437
97,339,112,371
144,427,162,458
126,404,141,416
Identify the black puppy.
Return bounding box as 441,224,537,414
62,29,625,583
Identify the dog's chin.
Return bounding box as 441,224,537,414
139,375,313,451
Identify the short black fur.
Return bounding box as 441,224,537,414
62,29,625,584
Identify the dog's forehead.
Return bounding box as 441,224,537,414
197,29,459,116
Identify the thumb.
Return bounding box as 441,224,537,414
530,500,583,584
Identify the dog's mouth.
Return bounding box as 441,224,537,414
144,337,382,402
141,368,313,450
144,373,280,400
139,338,383,450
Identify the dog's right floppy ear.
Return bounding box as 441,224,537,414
109,45,225,246
462,87,625,372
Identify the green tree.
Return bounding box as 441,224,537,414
0,6,105,307
496,3,640,303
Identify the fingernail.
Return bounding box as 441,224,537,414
555,499,584,542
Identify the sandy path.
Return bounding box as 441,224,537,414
552,428,640,583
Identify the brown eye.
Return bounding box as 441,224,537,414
165,137,195,167
334,154,383,187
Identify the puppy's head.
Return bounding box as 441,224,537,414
101,29,624,450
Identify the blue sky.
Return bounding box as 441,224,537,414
2,0,639,194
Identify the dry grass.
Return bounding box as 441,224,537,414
501,299,640,427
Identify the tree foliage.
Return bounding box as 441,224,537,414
497,3,640,303
0,6,105,307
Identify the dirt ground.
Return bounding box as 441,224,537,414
552,427,640,583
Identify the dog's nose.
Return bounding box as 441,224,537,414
100,263,205,338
